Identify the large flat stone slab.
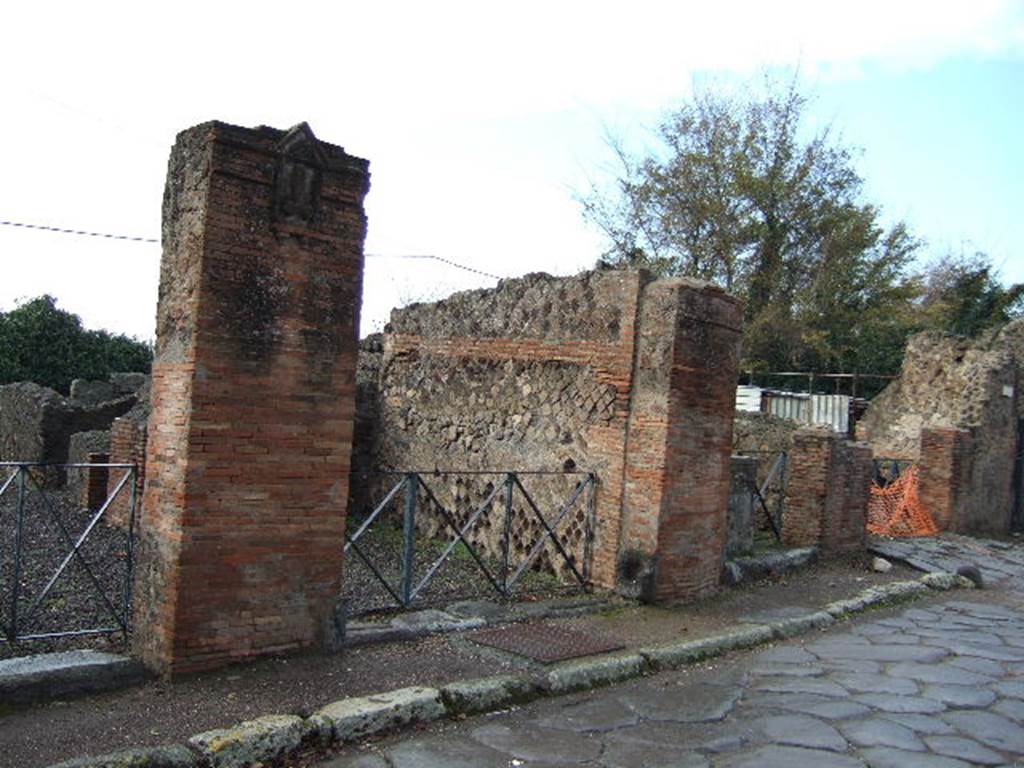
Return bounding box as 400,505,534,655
0,650,149,706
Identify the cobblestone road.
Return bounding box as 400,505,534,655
321,539,1024,767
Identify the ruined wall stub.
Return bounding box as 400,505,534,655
859,326,1019,534
133,121,369,674
782,428,871,552
375,270,643,587
364,270,742,601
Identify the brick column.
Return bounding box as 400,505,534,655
133,121,369,674
783,429,870,552
620,278,743,602
107,417,147,528
918,427,972,532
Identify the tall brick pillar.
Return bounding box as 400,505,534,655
918,427,972,532
783,429,871,551
620,278,743,602
133,121,369,674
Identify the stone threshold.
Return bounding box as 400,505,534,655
49,571,971,768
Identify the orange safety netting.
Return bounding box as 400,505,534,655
866,466,939,537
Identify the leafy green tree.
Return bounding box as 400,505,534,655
0,295,152,394
919,252,1024,337
580,75,922,376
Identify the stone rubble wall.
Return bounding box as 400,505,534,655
0,376,147,485
355,269,743,601
858,322,1022,533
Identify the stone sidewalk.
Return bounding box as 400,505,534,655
25,536,1022,767
318,536,1024,768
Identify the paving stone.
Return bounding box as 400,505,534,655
804,640,948,663
827,658,883,675
946,656,1005,676
752,677,849,698
853,693,946,714
858,746,970,767
385,736,518,768
885,662,994,686
923,735,1005,765
535,697,640,733
921,684,998,708
994,697,1024,722
597,739,710,768
830,671,919,696
902,609,942,622
992,680,1024,699
913,628,1005,646
839,717,926,751
945,642,1024,662
718,745,865,768
749,662,825,678
755,646,818,664
320,754,392,768
469,723,603,764
759,714,847,752
741,692,873,720
946,601,1020,620
881,713,958,735
619,681,742,723
941,710,1024,752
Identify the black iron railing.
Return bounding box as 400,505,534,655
344,470,597,611
735,450,788,541
0,462,138,644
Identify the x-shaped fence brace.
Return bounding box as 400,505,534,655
0,463,138,643
344,471,596,610
735,452,787,542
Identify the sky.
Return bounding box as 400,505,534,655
0,1,1021,340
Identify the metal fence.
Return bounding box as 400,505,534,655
735,451,788,541
344,470,596,613
0,462,138,645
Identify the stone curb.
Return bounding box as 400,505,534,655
47,571,965,768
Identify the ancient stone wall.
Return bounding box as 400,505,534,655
0,379,143,484
858,325,1020,533
732,412,797,455
357,269,742,602
133,121,369,675
371,270,643,588
782,428,871,552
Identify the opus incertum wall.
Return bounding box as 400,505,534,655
133,121,369,674
364,272,743,603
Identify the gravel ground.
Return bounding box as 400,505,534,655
0,554,925,768
0,480,134,660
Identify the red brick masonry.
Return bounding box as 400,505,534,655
132,122,369,674
783,428,872,552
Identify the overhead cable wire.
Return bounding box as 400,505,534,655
0,219,158,243
0,219,504,280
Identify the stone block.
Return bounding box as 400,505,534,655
311,686,445,744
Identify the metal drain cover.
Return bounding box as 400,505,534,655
467,622,624,663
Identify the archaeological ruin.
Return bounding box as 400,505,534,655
858,322,1024,533
2,118,1021,679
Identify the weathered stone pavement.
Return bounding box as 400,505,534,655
320,537,1024,767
